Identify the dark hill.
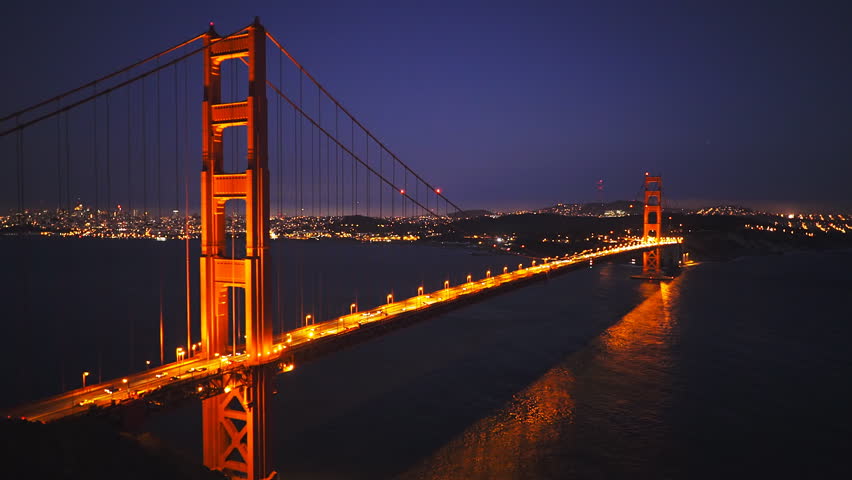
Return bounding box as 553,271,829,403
453,213,642,235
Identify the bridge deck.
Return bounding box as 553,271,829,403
7,239,680,423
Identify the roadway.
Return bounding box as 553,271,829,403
7,238,681,423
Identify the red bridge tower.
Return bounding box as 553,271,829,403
632,173,671,280
199,19,273,480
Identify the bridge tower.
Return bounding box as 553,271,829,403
641,173,663,277
199,19,273,480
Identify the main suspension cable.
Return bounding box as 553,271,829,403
267,32,463,214
0,33,204,124
2,24,252,137
266,81,442,218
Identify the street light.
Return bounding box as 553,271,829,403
305,314,312,326
486,269,491,278
518,263,523,271
444,280,450,300
503,266,508,274
82,371,90,389
466,274,472,283
176,347,185,362
122,378,129,398
417,286,424,308
350,303,357,314
145,360,151,370
386,293,394,304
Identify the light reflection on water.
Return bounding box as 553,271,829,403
399,280,680,480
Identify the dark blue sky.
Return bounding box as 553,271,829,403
2,0,851,212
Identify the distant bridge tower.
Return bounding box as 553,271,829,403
199,19,273,480
640,173,663,276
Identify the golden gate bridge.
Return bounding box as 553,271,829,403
1,18,679,479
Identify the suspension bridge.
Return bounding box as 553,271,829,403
1,19,680,479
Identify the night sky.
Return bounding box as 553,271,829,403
2,0,850,212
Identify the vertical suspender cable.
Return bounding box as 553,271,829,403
299,71,303,215
142,78,147,217
392,154,395,218
155,59,164,361
278,48,283,217
56,101,61,210
15,128,23,212
311,91,315,216
316,87,320,217
156,61,162,218
174,64,179,212
275,44,284,334
365,133,369,217
106,91,111,211
65,108,71,210
93,86,99,211
334,105,340,217
326,121,330,217
183,60,192,354
127,83,132,214
292,102,297,217
165,64,175,365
